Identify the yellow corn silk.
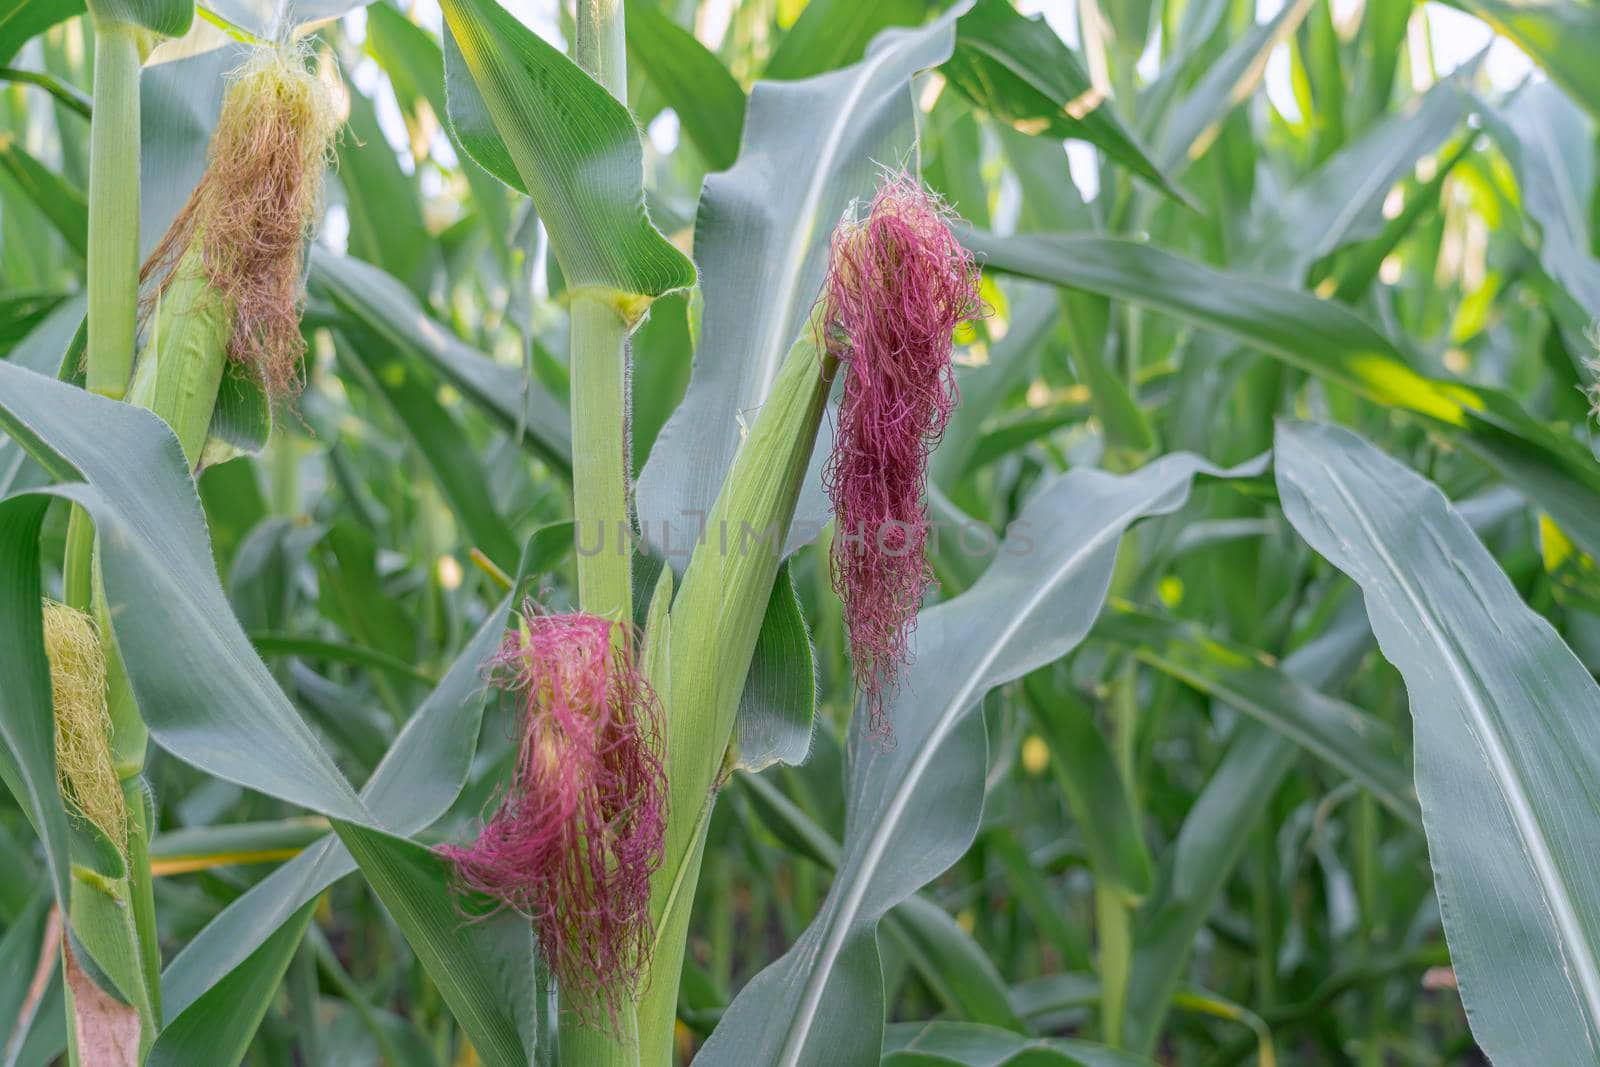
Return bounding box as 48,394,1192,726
42,599,127,852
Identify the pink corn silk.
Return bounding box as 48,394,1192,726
436,606,667,1028
822,175,982,736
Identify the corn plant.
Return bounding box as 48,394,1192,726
3,0,1600,1064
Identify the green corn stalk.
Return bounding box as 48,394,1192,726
562,0,646,1059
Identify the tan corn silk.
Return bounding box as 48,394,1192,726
142,46,341,398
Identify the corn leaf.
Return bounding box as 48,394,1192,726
1276,419,1600,1063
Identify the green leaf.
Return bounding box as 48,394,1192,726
144,902,315,1067
86,0,191,37
1151,0,1315,173
764,0,931,81
331,822,543,1067
698,452,1261,1065
1249,70,1470,276
0,893,56,1059
337,78,432,296
0,135,86,257
624,3,745,172
963,229,1600,560
1096,601,1419,826
736,771,1022,1030
197,0,367,39
199,356,271,466
159,560,522,1036
1276,419,1600,1063
440,0,694,310
0,361,369,821
882,1021,1155,1066
888,896,1027,1032
639,8,962,559
0,494,71,902
1455,0,1600,120
332,322,520,570
309,248,572,477
733,563,816,772
985,832,1091,971
931,285,1058,489
944,0,1187,206
1483,83,1600,321
1020,675,1152,902
0,0,84,65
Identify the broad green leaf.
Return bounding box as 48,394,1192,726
199,357,271,466
624,3,745,172
890,895,1026,1032
736,771,1023,1030
0,361,368,821
0,893,56,1060
144,902,314,1067
440,0,694,310
698,452,1261,1066
332,822,542,1067
1095,601,1419,825
1276,419,1600,1063
85,0,190,37
0,495,71,902
764,0,931,81
944,0,1186,205
0,297,81,496
638,8,962,560
883,1021,1154,1067
1455,0,1600,120
159,557,521,1035
196,0,367,39
733,563,816,772
0,0,84,65
963,229,1600,560
309,248,572,477
0,136,86,257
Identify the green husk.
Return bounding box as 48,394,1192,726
636,316,836,1062
127,243,232,468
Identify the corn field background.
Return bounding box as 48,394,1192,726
3,0,1600,1063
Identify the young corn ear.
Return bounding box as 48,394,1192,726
127,243,233,467
141,44,340,400
439,606,667,1030
42,599,127,852
821,173,982,735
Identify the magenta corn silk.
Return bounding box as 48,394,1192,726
437,605,666,1027
821,174,983,737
